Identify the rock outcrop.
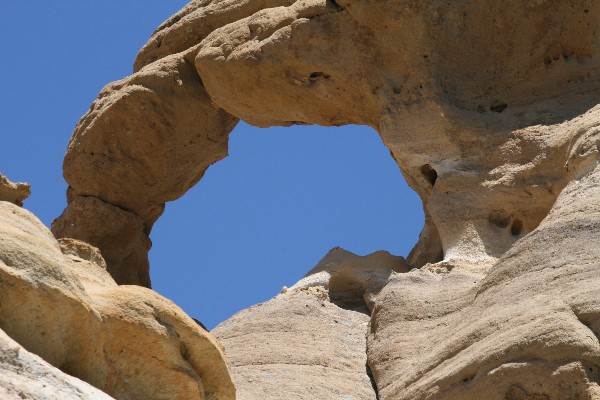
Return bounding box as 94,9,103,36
0,328,115,400
0,175,235,400
41,0,600,399
0,173,30,206
213,248,408,399
367,163,600,399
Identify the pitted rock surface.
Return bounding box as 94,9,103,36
45,1,600,399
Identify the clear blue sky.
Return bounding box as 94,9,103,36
0,2,423,329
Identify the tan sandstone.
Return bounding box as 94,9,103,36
45,0,600,399
213,248,408,399
0,173,30,206
0,175,235,400
0,327,115,400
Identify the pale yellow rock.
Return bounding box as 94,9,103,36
368,164,600,399
0,200,235,400
0,327,115,400
47,1,600,399
0,173,30,206
214,248,406,400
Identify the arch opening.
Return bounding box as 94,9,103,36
148,122,424,329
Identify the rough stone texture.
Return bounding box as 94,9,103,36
0,199,235,400
192,0,600,269
0,173,30,206
48,0,600,399
52,52,238,286
368,163,600,399
213,248,408,400
0,327,115,400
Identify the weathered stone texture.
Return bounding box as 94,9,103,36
0,327,115,400
213,248,408,399
0,173,30,206
36,0,600,399
0,197,235,400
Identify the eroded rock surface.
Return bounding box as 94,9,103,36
52,52,237,286
0,196,235,400
54,0,600,282
213,248,407,399
368,163,600,399
0,173,30,206
0,328,115,400
48,0,600,399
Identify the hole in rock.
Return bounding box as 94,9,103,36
149,123,424,329
309,71,331,82
420,164,438,186
490,102,508,113
488,210,511,229
326,0,344,12
510,219,524,236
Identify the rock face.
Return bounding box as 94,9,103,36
45,1,600,399
0,327,115,400
213,248,408,399
0,177,235,400
367,165,600,399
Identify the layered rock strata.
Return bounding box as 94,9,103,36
367,164,600,399
213,248,408,399
49,0,600,399
0,175,235,400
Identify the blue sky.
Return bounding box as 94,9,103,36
1,2,423,329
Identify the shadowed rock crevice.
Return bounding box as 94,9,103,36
366,363,380,400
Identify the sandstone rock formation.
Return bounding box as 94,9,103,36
367,164,600,399
43,0,600,399
0,173,30,206
0,328,115,400
0,174,235,400
213,248,409,399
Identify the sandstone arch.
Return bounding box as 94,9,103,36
53,0,600,285
50,1,600,398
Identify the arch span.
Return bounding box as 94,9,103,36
53,0,600,288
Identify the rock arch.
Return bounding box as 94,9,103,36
52,0,600,287
48,1,600,399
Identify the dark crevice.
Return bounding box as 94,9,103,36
327,0,344,12
490,102,508,113
179,341,190,363
309,72,331,82
330,292,370,315
420,164,438,186
366,364,380,400
73,193,140,220
510,219,523,236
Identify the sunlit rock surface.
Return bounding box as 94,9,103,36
0,175,235,400
11,0,600,398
